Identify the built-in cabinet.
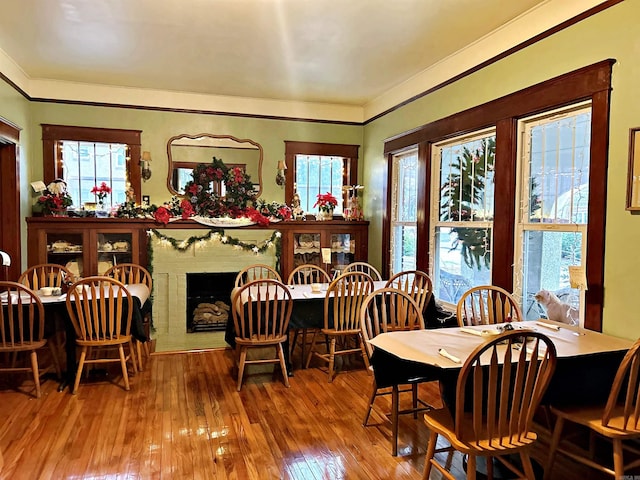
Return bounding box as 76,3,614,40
278,220,369,281
26,217,368,282
26,218,147,278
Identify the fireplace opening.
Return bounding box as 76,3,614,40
186,272,238,332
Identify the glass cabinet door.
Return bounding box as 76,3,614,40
293,233,321,268
97,232,134,274
331,233,356,276
46,232,84,278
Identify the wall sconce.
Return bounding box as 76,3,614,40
141,151,152,181
276,160,287,187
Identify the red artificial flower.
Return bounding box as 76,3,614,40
91,182,111,195
154,206,171,225
313,192,338,208
180,199,195,219
245,207,270,226
277,206,292,220
187,184,199,194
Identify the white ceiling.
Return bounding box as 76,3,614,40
0,0,606,122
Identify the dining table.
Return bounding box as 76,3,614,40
225,280,388,372
35,283,151,391
369,320,634,409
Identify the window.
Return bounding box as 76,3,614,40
389,148,418,274
515,105,591,323
284,141,358,215
382,60,613,331
42,125,142,207
431,132,495,304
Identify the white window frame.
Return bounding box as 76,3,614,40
513,102,591,325
429,129,496,308
389,148,418,275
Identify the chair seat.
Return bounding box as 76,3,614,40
0,340,48,351
321,328,360,336
235,334,287,346
424,408,538,454
76,335,132,347
550,404,640,439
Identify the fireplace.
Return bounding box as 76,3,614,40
186,272,238,332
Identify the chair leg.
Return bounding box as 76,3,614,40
29,350,41,399
237,346,247,391
277,343,290,388
327,337,336,383
135,340,144,371
543,416,565,480
422,431,438,480
613,438,624,478
467,455,477,480
391,385,399,456
305,330,319,369
412,383,418,419
363,379,378,426
118,345,130,391
519,451,536,479
73,346,87,394
359,333,371,373
128,340,138,374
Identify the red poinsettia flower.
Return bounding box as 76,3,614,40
179,199,195,219
154,206,171,225
313,192,338,209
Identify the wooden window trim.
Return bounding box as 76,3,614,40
283,141,359,204
41,124,142,203
382,59,614,331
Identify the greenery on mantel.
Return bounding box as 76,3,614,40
147,228,282,270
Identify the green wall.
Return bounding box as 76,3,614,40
0,79,31,264
362,0,640,339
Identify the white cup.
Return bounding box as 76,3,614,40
40,287,53,296
311,283,322,293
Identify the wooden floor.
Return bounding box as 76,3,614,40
0,347,619,479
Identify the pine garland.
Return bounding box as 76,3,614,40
147,228,281,260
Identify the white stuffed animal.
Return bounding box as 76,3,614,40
534,290,579,325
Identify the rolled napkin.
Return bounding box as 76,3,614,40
303,292,311,298
438,348,461,363
536,321,560,331
459,327,484,336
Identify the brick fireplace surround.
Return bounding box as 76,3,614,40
151,229,277,352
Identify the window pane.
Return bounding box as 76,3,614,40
432,226,491,304
295,154,344,214
62,141,128,208
391,225,416,273
439,136,495,223
521,230,582,323
526,112,591,223
390,150,418,275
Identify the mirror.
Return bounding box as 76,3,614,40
167,133,263,198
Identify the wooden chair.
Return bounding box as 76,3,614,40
385,270,433,316
544,337,640,479
105,263,152,370
18,263,75,371
287,264,331,366
287,264,330,286
18,263,75,289
231,278,293,391
305,271,374,382
0,281,61,398
65,276,136,394
456,285,523,326
360,287,436,455
342,262,382,281
422,330,557,480
234,264,281,288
